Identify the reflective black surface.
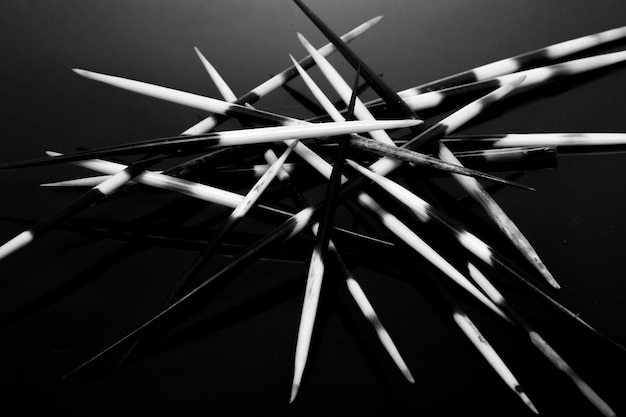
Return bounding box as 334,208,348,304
1,1,626,416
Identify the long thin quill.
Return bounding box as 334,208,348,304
291,67,361,403
0,155,163,261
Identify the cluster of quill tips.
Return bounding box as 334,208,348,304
2,2,626,415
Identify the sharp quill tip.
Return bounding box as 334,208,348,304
296,32,310,46
72,68,88,77
289,383,300,403
404,370,415,384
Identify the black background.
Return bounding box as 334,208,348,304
1,1,625,416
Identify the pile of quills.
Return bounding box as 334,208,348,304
1,2,625,416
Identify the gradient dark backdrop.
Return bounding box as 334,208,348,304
1,1,625,416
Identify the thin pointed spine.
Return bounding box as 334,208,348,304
0,156,160,261
43,151,395,249
437,143,560,289
293,0,420,120
194,47,238,102
266,148,415,385
76,17,380,136
444,132,626,149
467,264,616,417
347,136,535,191
347,158,626,352
291,67,360,403
65,205,319,380
411,25,626,92
296,33,401,146
0,119,422,170
114,141,298,370
366,76,526,179
344,276,415,383
356,193,508,322
451,300,538,414
393,49,626,112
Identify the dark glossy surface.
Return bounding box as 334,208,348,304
1,1,626,416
